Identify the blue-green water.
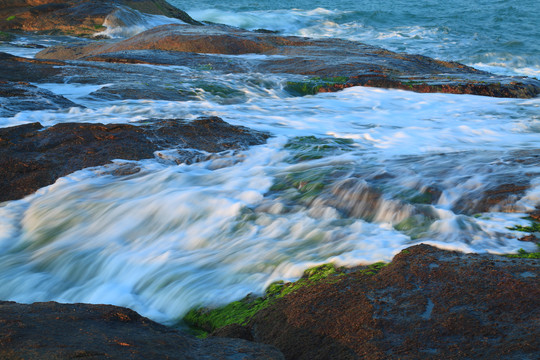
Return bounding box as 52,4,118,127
171,0,540,78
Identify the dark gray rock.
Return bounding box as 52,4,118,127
0,301,284,359
0,81,81,117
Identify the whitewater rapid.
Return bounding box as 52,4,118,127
0,74,538,324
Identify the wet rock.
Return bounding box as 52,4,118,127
36,23,306,58
0,301,284,360
0,116,269,202
0,80,80,117
0,52,65,83
36,23,540,98
0,0,200,36
219,245,539,359
0,30,15,41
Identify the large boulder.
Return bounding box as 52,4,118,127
246,245,539,359
0,0,200,36
0,117,269,202
188,244,539,359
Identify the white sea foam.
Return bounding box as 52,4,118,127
1,81,538,323
94,6,186,39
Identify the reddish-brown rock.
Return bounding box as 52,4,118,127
0,117,269,202
0,0,200,36
234,245,539,359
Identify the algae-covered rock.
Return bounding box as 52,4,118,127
201,245,539,359
183,263,347,335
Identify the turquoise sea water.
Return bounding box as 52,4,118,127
171,0,540,77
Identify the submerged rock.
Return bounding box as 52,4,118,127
36,23,540,98
0,0,200,36
0,116,269,202
0,81,80,117
189,245,539,359
0,301,284,360
0,52,65,83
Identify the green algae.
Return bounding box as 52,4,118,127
6,15,16,21
505,245,540,259
285,76,349,96
183,263,343,334
357,261,388,276
182,261,393,335
507,221,540,233
504,219,540,258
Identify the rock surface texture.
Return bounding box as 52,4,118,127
0,117,269,202
210,245,540,360
0,80,79,117
0,301,284,359
0,0,200,35
36,23,540,98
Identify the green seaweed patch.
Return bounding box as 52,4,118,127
6,15,16,21
183,263,343,334
507,221,540,233
285,76,349,96
505,245,540,259
356,261,388,276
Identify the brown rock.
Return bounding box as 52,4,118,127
0,0,200,36
0,116,269,202
239,245,539,359
36,24,540,99
0,301,284,359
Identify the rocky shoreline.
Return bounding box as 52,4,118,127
0,116,269,202
1,1,540,359
1,244,538,359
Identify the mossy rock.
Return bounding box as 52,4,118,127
180,82,244,99
394,215,434,239
182,261,392,336
183,263,344,335
285,76,349,96
267,136,356,203
0,31,14,42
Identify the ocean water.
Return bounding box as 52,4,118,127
173,0,540,78
0,0,539,325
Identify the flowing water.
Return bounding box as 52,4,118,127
0,0,539,325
